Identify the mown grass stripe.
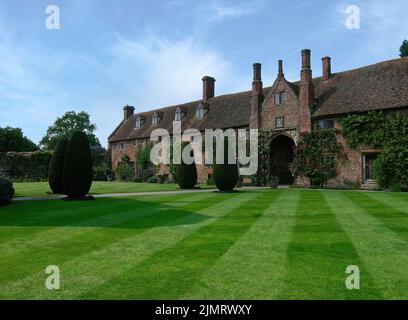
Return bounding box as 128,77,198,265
343,192,408,242
278,190,382,299
365,192,408,215
324,191,408,299
0,192,258,299
0,192,220,287
0,192,210,251
83,190,272,299
184,189,300,299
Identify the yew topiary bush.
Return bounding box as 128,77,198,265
48,138,69,194
213,139,239,192
0,175,14,205
62,131,93,199
175,143,197,189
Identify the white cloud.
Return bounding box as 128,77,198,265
214,2,256,18
0,15,252,148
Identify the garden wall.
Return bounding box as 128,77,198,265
0,151,52,181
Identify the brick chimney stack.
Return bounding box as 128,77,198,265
250,63,263,129
123,105,135,120
322,56,332,81
299,49,315,133
252,63,262,94
278,60,284,79
202,76,215,102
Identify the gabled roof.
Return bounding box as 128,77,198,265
109,90,252,142
108,57,408,142
313,57,408,117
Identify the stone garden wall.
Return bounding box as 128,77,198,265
0,151,52,181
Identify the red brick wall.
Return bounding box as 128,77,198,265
261,78,300,130
111,141,136,170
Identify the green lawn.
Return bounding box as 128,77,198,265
13,181,215,197
0,189,407,299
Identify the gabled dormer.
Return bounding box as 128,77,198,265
196,102,209,120
135,115,145,128
174,106,186,121
151,111,163,126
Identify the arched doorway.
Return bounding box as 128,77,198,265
269,135,295,185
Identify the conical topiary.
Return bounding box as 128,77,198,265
48,138,69,194
62,131,93,199
176,143,198,189
213,139,239,192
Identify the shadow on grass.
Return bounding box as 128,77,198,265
0,195,212,230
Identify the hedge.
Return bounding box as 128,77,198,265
0,151,52,181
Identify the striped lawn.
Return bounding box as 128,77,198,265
0,189,407,299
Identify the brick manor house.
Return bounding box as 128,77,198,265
108,49,408,187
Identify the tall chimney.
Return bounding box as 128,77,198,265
250,63,263,129
322,56,332,81
278,60,284,79
202,76,215,101
299,49,314,133
123,105,135,120
252,63,262,94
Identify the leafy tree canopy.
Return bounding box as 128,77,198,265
400,39,408,57
0,126,38,152
40,111,100,150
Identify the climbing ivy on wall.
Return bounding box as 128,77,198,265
254,129,274,186
290,129,344,186
340,111,408,189
136,143,153,170
340,111,389,148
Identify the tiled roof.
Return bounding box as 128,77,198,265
109,57,408,142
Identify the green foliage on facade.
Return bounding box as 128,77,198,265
341,111,408,189
136,143,153,170
291,129,343,186
340,112,388,149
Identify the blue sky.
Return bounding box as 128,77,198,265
0,0,407,147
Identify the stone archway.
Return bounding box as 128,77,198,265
269,135,295,184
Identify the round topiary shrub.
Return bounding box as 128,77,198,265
0,175,15,205
62,131,93,199
176,144,197,189
48,138,69,194
213,139,239,192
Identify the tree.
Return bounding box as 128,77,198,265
400,40,408,57
40,111,100,150
175,144,197,189
48,138,69,194
62,131,93,199
213,139,239,192
0,127,38,152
